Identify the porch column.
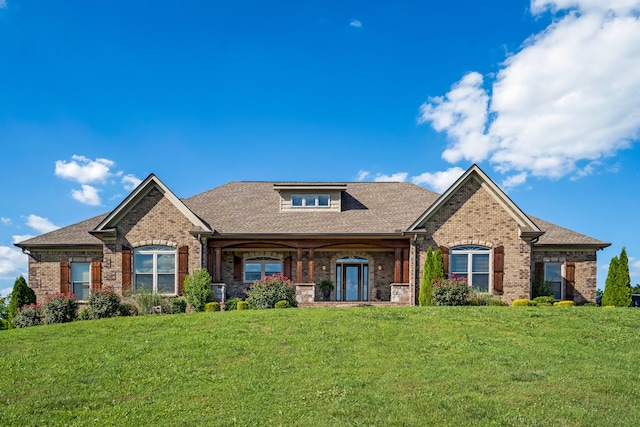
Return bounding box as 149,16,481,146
297,248,303,283
214,247,222,283
308,248,315,283
402,248,409,283
394,248,402,283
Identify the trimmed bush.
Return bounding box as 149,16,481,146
512,299,532,306
245,275,297,309
183,269,213,312
432,276,469,306
8,276,36,327
170,297,187,314
12,304,44,328
224,297,243,311
237,301,249,310
43,293,78,324
205,302,221,312
553,300,575,307
533,296,555,305
89,288,121,319
118,302,138,316
488,298,509,306
274,300,290,309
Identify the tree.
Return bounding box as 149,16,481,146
7,276,37,328
419,247,445,306
183,269,213,312
602,247,632,307
0,294,9,330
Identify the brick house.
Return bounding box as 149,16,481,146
15,164,609,306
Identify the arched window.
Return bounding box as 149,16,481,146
134,246,177,294
336,256,369,301
450,246,490,292
244,257,282,282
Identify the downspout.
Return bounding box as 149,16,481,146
529,236,540,299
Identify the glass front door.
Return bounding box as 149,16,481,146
336,257,369,301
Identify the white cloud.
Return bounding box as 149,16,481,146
1,217,10,225
411,167,465,193
629,257,640,278
26,214,60,233
12,234,34,244
122,174,142,191
350,19,362,28
1,287,13,298
418,1,640,186
501,172,529,189
374,172,408,182
71,184,101,206
356,170,370,181
55,155,115,184
0,246,27,281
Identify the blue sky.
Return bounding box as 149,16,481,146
1,0,639,296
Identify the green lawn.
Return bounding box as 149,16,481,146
1,306,639,426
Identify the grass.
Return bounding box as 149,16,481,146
1,306,639,426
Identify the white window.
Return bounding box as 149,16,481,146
450,246,490,292
545,263,563,300
291,194,330,207
134,246,177,294
244,257,282,282
72,263,90,301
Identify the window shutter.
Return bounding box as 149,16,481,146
439,246,449,278
534,261,544,285
60,262,70,294
493,245,504,295
91,261,102,292
122,246,132,294
178,246,188,295
565,261,575,301
284,256,292,280
233,256,242,281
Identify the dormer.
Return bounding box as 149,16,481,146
273,183,347,212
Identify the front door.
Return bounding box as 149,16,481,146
336,257,369,301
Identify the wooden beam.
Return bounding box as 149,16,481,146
394,248,402,283
297,248,303,283
214,247,222,283
402,248,409,283
308,248,315,284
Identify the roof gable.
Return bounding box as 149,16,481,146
407,164,542,236
93,174,211,233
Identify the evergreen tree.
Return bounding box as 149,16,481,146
419,247,433,306
602,248,632,307
8,276,36,328
433,248,444,279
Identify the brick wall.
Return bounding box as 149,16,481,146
418,177,532,304
532,250,598,303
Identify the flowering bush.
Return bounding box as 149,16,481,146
43,292,78,324
432,276,469,306
89,287,121,319
245,275,297,309
12,303,44,328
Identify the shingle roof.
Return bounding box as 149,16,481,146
14,181,609,249
183,181,440,234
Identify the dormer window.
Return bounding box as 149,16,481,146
291,195,330,208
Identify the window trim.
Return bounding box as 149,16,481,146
291,194,330,208
244,257,283,283
450,246,491,292
133,246,178,295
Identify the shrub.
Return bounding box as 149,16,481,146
432,276,469,306
89,288,121,319
224,297,243,311
205,302,221,312
133,292,169,315
467,291,494,306
533,296,555,305
170,297,187,314
77,307,92,321
245,275,297,309
8,276,36,327
12,304,44,328
274,300,290,309
532,278,553,299
43,293,78,324
118,302,138,316
512,299,532,306
603,247,632,307
419,248,444,306
183,269,213,312
554,300,575,307
237,301,249,310
488,298,509,306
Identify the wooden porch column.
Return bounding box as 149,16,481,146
402,248,409,283
308,248,315,283
394,248,402,283
214,247,222,283
297,248,303,283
